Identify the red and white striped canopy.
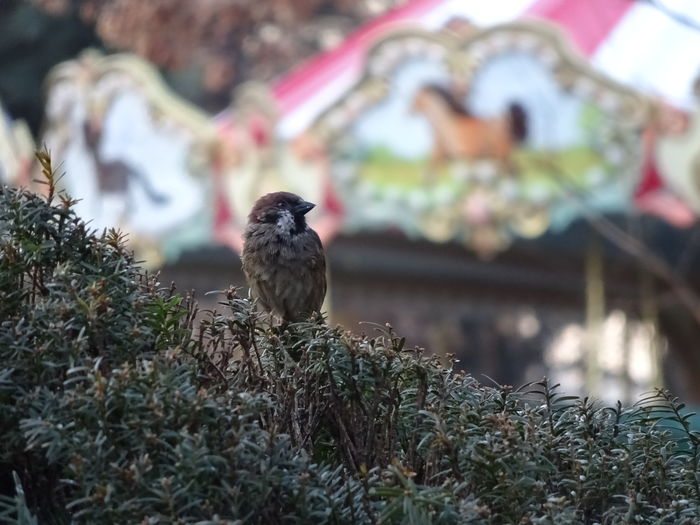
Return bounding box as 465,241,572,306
272,0,700,139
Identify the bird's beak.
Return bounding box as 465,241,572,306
293,201,316,216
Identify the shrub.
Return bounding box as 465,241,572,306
1,155,699,524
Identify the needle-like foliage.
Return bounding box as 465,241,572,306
1,156,699,524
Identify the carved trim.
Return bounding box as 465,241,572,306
312,21,652,138
45,50,216,144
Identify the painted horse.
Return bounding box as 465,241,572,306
412,84,527,175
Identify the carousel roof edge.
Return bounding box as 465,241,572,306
269,0,636,118
44,49,218,143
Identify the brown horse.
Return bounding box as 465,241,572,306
412,84,527,175
83,119,169,205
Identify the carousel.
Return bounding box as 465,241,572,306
5,0,700,403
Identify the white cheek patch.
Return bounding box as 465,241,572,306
276,209,296,235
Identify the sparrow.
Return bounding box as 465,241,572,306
241,192,327,322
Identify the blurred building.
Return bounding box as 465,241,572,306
3,0,700,403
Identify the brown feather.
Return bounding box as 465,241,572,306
241,192,326,322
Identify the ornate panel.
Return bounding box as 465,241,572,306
41,51,216,264
308,21,651,255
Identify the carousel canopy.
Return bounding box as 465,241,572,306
272,0,700,139
33,0,700,262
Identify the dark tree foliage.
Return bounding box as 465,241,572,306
0,1,103,133
1,154,700,523
23,0,406,113
3,0,405,132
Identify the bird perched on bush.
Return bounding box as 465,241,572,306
241,191,326,322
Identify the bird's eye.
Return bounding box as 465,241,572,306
277,203,284,208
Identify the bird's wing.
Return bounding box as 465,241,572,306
307,229,327,313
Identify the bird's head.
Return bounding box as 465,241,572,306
248,191,316,235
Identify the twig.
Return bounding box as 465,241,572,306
324,359,360,471
536,156,700,326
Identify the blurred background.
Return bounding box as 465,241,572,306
2,0,700,406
